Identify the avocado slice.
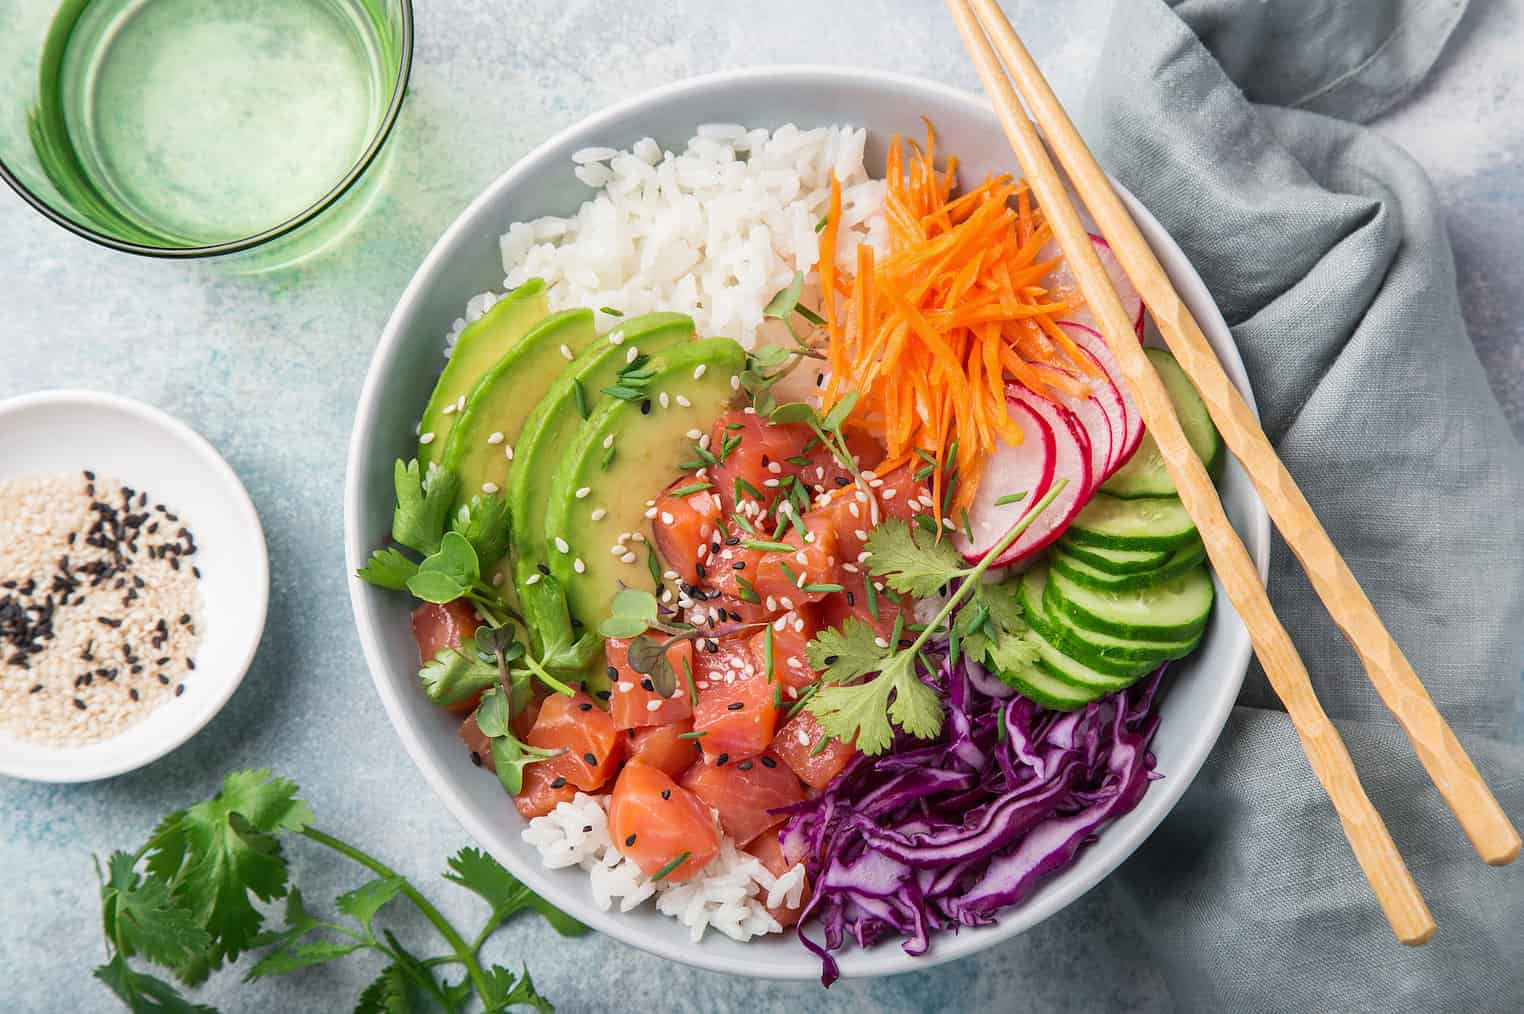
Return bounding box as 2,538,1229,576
417,279,548,468
507,312,697,642
438,307,599,515
545,338,747,632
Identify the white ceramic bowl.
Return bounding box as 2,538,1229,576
345,66,1270,980
0,390,269,782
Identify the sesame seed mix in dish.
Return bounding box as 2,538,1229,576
360,122,1223,981
1,471,204,746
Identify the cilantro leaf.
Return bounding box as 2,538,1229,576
973,580,1026,637
392,459,458,556
809,673,895,754
481,963,555,1014
885,659,943,740
94,956,216,1014
865,519,965,597
336,876,406,935
444,847,587,937
353,964,418,1014
99,852,211,971
144,770,312,974
406,531,479,604
247,939,362,980
763,271,805,321
356,548,419,591
419,648,499,708
451,495,513,572
805,619,887,683
489,736,563,796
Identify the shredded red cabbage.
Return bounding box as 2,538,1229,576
779,645,1164,985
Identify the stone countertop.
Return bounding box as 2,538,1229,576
3,1,1520,1011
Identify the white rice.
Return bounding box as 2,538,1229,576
523,792,807,943
447,123,887,354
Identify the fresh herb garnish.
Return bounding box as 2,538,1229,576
743,539,793,553
599,306,624,317
649,852,691,882
93,770,581,1013
994,491,1028,506
803,481,1068,754
668,481,712,498
573,378,589,420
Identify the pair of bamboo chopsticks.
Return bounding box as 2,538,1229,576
946,0,1519,945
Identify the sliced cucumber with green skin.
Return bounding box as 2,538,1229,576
1050,540,1206,593
1045,563,1214,641
1026,628,1138,692
1056,537,1171,574
1101,347,1224,498
1018,566,1165,676
1065,494,1198,550
1002,662,1102,712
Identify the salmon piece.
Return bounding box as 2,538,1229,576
607,761,719,882
626,719,699,779
746,829,811,929
771,710,855,790
680,751,804,845
873,463,932,523
524,691,625,791
692,642,779,763
511,691,542,740
751,512,840,608
709,410,812,514
800,429,883,496
512,758,580,819
606,636,695,730
747,605,822,696
459,713,494,769
818,571,910,642
650,482,723,584
413,600,484,713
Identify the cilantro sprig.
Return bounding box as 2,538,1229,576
803,480,1068,754
96,770,582,1012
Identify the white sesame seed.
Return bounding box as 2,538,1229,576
943,518,957,530
693,364,707,380
676,394,691,408
858,550,873,562
780,596,794,610
609,329,625,345
796,728,811,746
591,507,607,521
505,445,514,461
645,698,663,712
603,434,614,449
554,537,570,553
853,529,868,542
456,395,466,412
610,545,626,556
559,344,574,361
765,596,777,611
793,619,805,633
869,478,884,488
662,589,674,603
441,403,456,416
874,637,889,649
630,532,644,544
843,563,860,573
882,488,898,500
488,431,504,445
659,391,670,409
526,572,541,585
575,487,591,499
644,507,658,519
794,551,808,565
767,461,782,474
419,432,436,445
795,572,807,589
731,375,741,390
847,502,860,518
482,482,499,494
697,543,709,560
696,680,709,690
803,531,815,543
787,656,802,668
660,512,675,525
626,345,639,363
773,616,787,631
617,682,633,693
492,573,504,587
621,552,637,564
686,428,703,440
664,569,679,580
573,558,586,574
763,478,781,488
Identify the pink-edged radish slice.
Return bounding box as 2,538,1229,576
955,399,1056,562
989,388,1094,567
1040,233,1144,338
1015,364,1112,483
1060,321,1144,468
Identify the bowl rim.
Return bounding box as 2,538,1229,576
345,63,1270,979
0,0,414,259
0,388,269,782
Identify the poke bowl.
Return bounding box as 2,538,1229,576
345,66,1269,981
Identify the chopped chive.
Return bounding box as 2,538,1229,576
802,583,844,594
784,504,808,540
864,575,881,621
650,851,691,882
677,459,707,471
736,575,760,604
573,378,590,419
603,384,643,401
960,507,975,543
915,513,939,535
941,471,959,515
815,213,829,232
725,422,745,431
734,477,764,502
890,611,905,648
719,434,742,461
944,440,959,472
730,512,757,536
784,455,811,467
763,625,775,682
772,682,782,709
914,462,935,482
600,306,625,317
683,656,697,707
778,561,799,586
647,547,662,586
810,734,831,756
693,444,719,466
677,730,708,739
601,443,616,470
796,304,826,327
997,713,1008,743
800,434,822,453
994,491,1028,507
786,682,821,719
670,481,712,497
743,539,793,553
914,448,937,464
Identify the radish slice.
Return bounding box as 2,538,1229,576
990,389,1094,566
956,399,1056,561
1016,369,1111,482
1041,233,1144,338
1060,322,1144,467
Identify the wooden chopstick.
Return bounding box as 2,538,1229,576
967,0,1520,870
946,0,1438,945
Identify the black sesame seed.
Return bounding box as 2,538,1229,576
174,684,185,697
715,753,729,766
738,760,754,771
606,665,618,679
834,476,850,487
578,702,592,712
761,454,770,467
695,562,707,579
727,701,744,711
731,560,746,570
538,563,551,576
660,789,671,800
83,469,95,480
760,755,777,768
179,613,190,625
583,752,597,765
550,776,567,789
186,658,195,670
624,834,638,847
640,678,654,692
28,684,43,694
725,536,740,546
129,688,140,702
470,751,482,767
73,698,86,710
640,398,652,415
596,690,612,700
157,674,170,685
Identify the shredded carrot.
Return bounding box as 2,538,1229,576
819,124,1089,519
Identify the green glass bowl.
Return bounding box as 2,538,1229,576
0,0,412,262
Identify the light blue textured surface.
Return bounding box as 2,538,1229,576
1,1,1520,1012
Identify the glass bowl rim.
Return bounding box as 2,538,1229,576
0,0,414,259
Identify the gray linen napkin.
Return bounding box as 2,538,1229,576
1083,2,1524,1011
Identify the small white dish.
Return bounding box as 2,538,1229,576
0,390,269,782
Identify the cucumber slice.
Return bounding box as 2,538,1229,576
1101,347,1224,498
1065,494,1197,550
1050,540,1206,592
1056,537,1171,574
1019,565,1169,676
1045,564,1214,641
1026,628,1138,692
1002,661,1103,712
